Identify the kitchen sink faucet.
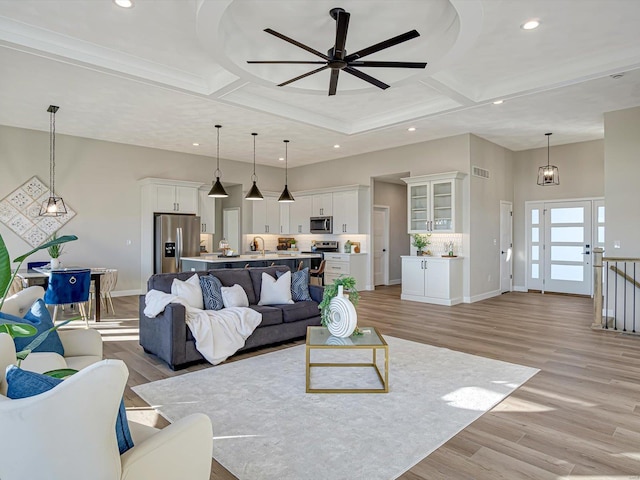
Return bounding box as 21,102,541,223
253,236,265,256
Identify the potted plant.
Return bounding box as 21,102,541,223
318,276,360,337
47,232,65,268
411,233,431,256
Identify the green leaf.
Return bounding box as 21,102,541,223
22,318,72,353
16,349,31,361
0,233,11,302
13,235,78,263
4,323,38,338
43,368,78,379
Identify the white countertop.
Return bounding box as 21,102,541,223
182,253,322,264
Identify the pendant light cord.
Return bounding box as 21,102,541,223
215,124,222,177
546,132,552,167
252,133,258,182
50,108,56,196
284,140,289,184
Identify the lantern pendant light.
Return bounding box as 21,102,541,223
208,124,229,198
278,140,295,203
245,132,264,200
537,132,560,186
39,105,68,216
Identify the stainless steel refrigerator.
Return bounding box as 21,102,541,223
154,214,201,274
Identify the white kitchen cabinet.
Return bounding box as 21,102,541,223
400,256,463,305
332,189,363,233
155,184,198,214
279,203,290,235
323,253,368,290
251,195,280,234
289,195,312,234
198,188,215,234
311,193,333,217
402,171,465,233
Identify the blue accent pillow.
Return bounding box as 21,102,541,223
277,268,312,302
6,366,135,455
13,298,64,356
200,274,224,310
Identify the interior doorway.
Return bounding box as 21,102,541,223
373,206,389,286
500,201,513,293
526,199,603,295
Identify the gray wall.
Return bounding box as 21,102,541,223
373,180,409,284
512,139,604,288
604,106,640,258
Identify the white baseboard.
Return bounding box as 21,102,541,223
112,289,143,297
464,289,501,304
387,278,401,285
513,285,527,292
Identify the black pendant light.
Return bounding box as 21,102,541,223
208,124,229,198
39,105,68,216
537,132,560,186
245,132,264,200
278,140,295,203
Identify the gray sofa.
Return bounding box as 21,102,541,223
138,265,323,370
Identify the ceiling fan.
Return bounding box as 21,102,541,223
247,7,427,96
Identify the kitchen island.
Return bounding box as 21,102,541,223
181,253,322,272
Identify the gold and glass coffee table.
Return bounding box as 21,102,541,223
305,326,389,393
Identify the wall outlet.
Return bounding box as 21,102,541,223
126,239,132,246
614,240,621,249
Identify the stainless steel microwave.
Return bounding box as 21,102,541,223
310,216,333,234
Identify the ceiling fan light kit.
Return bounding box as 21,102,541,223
537,132,560,186
247,7,427,96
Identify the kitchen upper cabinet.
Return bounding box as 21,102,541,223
198,188,215,234
155,184,198,214
279,203,290,235
251,195,280,234
332,190,359,233
401,256,463,305
289,195,312,234
402,171,465,233
311,193,333,217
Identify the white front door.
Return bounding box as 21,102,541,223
526,200,596,295
500,201,513,293
373,206,389,286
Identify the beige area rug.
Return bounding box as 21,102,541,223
133,336,538,480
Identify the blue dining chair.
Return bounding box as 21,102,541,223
44,269,91,326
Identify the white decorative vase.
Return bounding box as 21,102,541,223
327,285,358,338
50,257,60,269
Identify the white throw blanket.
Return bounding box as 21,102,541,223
144,290,262,365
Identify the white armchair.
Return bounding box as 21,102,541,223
0,340,213,480
1,285,103,372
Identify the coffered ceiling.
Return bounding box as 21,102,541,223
0,0,639,167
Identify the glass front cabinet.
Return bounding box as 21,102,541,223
402,171,465,234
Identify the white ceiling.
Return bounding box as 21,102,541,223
0,0,639,168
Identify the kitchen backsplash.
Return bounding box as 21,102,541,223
411,233,463,256
238,234,368,254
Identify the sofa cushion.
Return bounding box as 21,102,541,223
13,299,64,356
277,268,312,302
279,301,320,323
258,272,293,306
171,273,203,309
209,269,256,305
148,271,204,294
248,266,289,303
249,305,283,327
199,275,224,311
221,284,249,308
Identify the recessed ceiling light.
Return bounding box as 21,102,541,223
279,157,284,161
114,0,134,7
493,100,504,105
407,127,416,132
333,144,340,149
192,143,200,146
521,19,540,30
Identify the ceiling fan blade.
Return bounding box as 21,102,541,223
329,69,340,96
277,65,329,87
247,61,327,64
264,28,329,60
349,60,427,69
334,10,350,59
344,66,390,90
344,30,420,61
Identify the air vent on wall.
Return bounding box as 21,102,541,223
472,166,490,179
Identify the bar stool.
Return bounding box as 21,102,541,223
309,260,326,286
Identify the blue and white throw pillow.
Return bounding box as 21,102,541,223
277,268,312,302
5,366,135,455
199,275,224,311
13,298,65,356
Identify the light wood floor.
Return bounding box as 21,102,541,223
73,288,640,479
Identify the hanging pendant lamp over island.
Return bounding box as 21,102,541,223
208,124,229,198
245,132,264,200
39,105,68,217
278,140,295,203
537,132,560,186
